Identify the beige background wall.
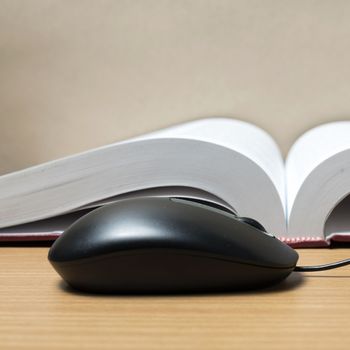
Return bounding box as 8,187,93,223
1,0,350,175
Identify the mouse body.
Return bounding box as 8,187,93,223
48,197,299,293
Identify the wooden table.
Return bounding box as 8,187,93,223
0,246,349,349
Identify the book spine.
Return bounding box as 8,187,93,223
0,233,348,247
0,232,60,242
279,236,329,247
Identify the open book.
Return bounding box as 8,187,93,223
1,118,350,247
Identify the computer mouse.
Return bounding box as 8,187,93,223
48,197,299,293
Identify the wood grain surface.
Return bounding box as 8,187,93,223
0,247,349,349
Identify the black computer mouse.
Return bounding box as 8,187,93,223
48,197,299,293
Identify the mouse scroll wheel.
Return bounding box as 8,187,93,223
237,217,267,233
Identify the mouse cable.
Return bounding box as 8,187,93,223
294,258,350,272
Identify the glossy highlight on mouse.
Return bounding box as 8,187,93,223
48,197,299,293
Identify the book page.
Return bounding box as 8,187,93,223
134,118,286,208
286,122,350,212
0,186,235,236
324,194,350,237
0,118,287,237
286,121,350,239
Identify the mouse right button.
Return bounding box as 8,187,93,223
237,217,269,234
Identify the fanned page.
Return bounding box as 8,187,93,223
286,121,350,246
0,118,287,241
